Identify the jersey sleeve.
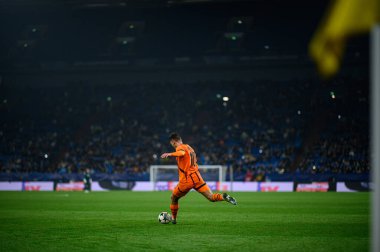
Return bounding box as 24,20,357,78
176,146,186,152
169,146,185,157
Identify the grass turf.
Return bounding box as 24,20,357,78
0,191,369,252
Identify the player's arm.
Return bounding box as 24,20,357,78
160,150,185,159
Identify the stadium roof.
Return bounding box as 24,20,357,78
0,0,368,73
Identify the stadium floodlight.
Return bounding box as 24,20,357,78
330,91,336,99
116,37,135,44
223,32,244,40
227,17,253,31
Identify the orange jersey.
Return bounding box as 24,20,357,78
175,144,198,182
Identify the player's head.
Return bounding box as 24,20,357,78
169,132,182,148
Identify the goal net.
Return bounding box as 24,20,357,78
150,165,227,185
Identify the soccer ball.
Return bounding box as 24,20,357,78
158,212,172,224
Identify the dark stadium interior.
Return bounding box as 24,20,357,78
0,0,370,183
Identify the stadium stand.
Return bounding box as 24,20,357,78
0,77,369,182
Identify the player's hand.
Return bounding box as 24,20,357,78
161,153,171,159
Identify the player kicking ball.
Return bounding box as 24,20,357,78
161,133,237,224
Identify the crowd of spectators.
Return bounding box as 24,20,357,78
296,117,368,175
0,78,369,181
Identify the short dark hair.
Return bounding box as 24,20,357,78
169,132,181,141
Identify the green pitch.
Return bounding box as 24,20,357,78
0,191,369,252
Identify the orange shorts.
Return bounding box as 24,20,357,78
173,171,210,197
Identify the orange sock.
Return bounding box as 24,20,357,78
170,203,179,220
212,193,224,202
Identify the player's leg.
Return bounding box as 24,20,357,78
191,171,237,204
170,183,190,224
199,189,224,202
198,186,238,205
170,193,180,224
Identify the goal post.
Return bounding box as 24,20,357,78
149,165,228,190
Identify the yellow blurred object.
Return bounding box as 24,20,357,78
309,0,379,78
